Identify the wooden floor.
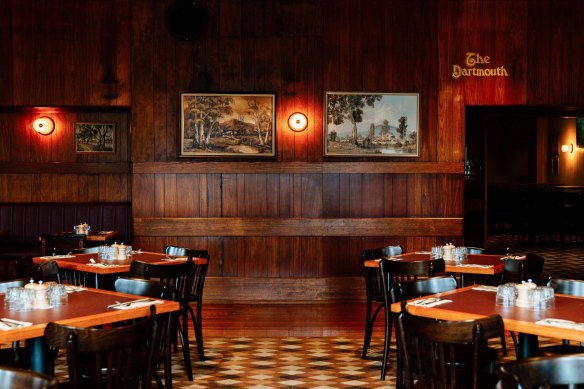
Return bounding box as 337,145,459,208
201,302,384,338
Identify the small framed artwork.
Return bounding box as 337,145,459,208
324,92,419,157
576,117,584,148
74,122,115,154
180,92,276,157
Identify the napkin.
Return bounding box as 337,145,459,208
40,255,75,260
108,299,163,310
65,285,86,293
456,264,493,268
409,298,452,308
161,256,188,262
415,251,432,254
87,263,123,268
536,318,584,331
0,318,33,330
387,256,403,261
472,285,498,292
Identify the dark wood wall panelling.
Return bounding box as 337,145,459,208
1,0,583,301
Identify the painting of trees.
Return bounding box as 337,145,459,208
324,92,419,157
180,93,275,156
74,123,115,153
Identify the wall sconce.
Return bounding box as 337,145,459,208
33,116,55,135
561,143,574,153
288,112,308,132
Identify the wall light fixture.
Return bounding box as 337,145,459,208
561,143,574,153
288,112,308,132
33,116,55,135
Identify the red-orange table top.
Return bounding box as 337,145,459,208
391,286,584,344
364,252,505,276
0,286,179,344
33,251,207,275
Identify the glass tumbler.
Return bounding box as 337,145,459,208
496,283,517,306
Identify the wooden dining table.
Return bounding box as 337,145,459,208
364,252,506,287
391,285,584,359
0,286,180,374
33,251,208,288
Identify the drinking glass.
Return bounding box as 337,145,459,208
48,284,68,306
496,283,517,306
431,246,443,259
453,246,467,262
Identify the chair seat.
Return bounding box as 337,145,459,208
539,344,584,356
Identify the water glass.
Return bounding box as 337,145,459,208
496,283,517,306
453,246,467,262
531,286,554,310
47,284,68,306
431,246,443,259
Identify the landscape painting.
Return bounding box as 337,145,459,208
74,122,115,154
180,93,276,157
324,92,419,157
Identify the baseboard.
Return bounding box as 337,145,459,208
203,277,365,303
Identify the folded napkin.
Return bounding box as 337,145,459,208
65,286,86,293
536,318,584,331
40,255,75,260
409,298,452,308
456,264,493,268
502,255,526,261
472,285,498,292
108,299,163,310
415,251,432,254
387,256,403,261
87,263,123,268
98,231,114,235
0,318,33,330
161,256,188,262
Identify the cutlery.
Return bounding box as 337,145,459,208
107,298,153,308
416,298,440,306
0,318,19,327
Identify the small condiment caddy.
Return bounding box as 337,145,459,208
431,243,467,262
98,243,132,260
496,280,555,310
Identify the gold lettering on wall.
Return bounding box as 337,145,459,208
452,52,509,79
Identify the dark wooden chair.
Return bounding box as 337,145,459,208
0,366,57,389
360,245,402,380
34,261,61,284
0,279,30,370
114,277,174,389
537,278,584,356
396,304,504,389
164,245,210,361
40,233,87,256
43,310,157,389
500,253,545,285
497,354,584,389
130,258,195,381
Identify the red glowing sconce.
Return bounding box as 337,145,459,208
288,112,308,132
33,116,55,135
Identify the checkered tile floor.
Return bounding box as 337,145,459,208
51,332,567,388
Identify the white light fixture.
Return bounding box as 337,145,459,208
33,116,55,135
561,143,574,153
288,112,308,132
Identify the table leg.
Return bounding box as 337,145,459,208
517,333,539,359
26,337,52,375
460,273,465,287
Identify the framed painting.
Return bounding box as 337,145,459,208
577,117,584,148
180,92,276,157
324,92,419,157
74,122,115,154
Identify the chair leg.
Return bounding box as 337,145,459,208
361,299,373,358
188,301,205,361
500,334,508,356
176,310,193,381
380,313,392,381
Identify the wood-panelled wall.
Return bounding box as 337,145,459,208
1,0,583,301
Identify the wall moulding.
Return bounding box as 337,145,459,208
133,161,463,175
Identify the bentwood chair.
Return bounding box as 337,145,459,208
500,253,545,285
0,279,30,370
43,311,157,389
537,278,584,356
360,246,402,369
396,303,504,389
0,366,57,389
497,354,584,389
115,278,174,389
130,258,195,381
40,233,87,256
164,245,210,361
